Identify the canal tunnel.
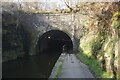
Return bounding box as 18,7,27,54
2,30,73,78
36,30,73,54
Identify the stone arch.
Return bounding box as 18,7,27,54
35,30,73,55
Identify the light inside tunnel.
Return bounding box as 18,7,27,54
48,36,51,39
36,30,73,54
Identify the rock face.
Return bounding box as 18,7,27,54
78,2,120,78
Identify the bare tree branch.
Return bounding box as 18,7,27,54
64,0,73,11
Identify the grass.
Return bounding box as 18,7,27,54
76,50,112,78
53,63,63,78
51,58,64,80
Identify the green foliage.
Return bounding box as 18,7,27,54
80,33,104,58
76,48,112,78
111,11,120,29
91,42,101,58
112,11,120,27
53,64,63,78
91,31,106,57
112,11,120,38
79,31,115,78
78,2,119,79
117,73,120,79
99,31,106,41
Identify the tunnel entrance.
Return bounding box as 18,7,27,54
2,30,73,78
36,30,73,54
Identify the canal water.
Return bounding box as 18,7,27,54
2,52,61,78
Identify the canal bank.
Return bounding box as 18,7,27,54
49,53,94,78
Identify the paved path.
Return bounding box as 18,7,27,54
58,54,94,78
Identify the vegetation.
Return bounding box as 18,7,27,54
53,63,63,78
50,56,64,79
2,1,120,78
76,51,112,78
77,2,120,79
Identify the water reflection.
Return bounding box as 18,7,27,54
2,52,61,78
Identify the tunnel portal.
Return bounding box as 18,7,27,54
36,30,73,54
3,30,73,78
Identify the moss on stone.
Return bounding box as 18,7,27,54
79,29,119,78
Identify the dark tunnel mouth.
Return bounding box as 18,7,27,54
36,30,73,54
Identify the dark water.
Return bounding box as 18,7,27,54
2,53,60,78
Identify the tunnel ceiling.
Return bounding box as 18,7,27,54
36,30,73,54
42,30,71,40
